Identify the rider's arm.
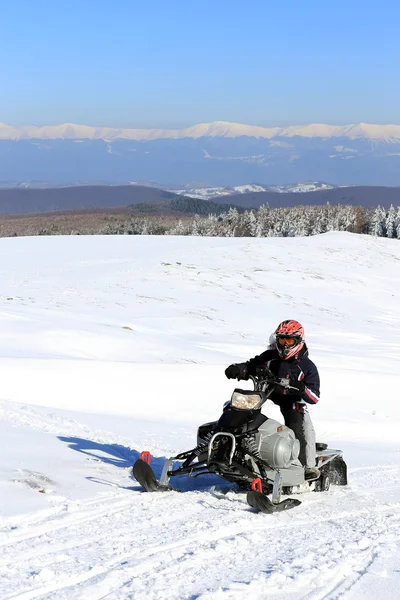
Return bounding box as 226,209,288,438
299,360,320,404
246,349,277,376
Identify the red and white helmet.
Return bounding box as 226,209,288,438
274,320,305,360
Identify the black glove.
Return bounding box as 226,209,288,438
225,363,249,380
286,379,306,395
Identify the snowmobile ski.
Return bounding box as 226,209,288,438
132,459,177,493
247,490,301,514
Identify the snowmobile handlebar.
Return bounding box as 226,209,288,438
249,365,298,393
251,365,279,390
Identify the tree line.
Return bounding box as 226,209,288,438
100,204,400,239
2,204,400,239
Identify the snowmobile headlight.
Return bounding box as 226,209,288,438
231,391,263,410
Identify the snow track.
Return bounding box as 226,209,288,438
2,483,400,599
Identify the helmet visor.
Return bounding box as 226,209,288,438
276,336,299,348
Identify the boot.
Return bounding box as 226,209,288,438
305,466,320,481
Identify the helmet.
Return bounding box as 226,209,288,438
274,320,305,360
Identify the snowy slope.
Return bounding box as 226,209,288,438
1,233,400,599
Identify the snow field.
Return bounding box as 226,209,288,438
0,232,400,599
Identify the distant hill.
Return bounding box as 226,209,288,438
1,183,400,216
218,186,400,209
0,185,178,215
0,185,245,216
167,196,243,215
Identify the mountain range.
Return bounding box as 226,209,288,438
2,121,400,141
1,121,400,186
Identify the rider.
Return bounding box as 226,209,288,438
225,319,320,480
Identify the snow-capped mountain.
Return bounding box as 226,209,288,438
1,120,400,186
2,120,400,141
172,182,336,200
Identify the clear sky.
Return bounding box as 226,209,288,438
1,0,399,128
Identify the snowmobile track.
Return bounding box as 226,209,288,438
2,483,400,600
2,402,400,599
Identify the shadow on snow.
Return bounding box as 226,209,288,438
58,435,226,492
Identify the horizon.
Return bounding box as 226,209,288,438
2,119,400,142
2,118,400,128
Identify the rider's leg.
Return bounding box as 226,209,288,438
280,406,318,475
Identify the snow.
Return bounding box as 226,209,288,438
171,185,265,199
172,182,335,199
265,182,335,194
2,120,400,141
230,184,266,194
1,232,400,599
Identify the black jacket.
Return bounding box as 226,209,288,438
246,344,320,411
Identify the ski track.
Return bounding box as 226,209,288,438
2,486,400,600
1,404,400,599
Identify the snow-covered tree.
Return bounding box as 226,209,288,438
397,207,400,239
369,206,386,237
386,205,397,239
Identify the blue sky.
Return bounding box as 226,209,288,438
1,0,399,128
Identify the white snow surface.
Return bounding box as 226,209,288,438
1,232,400,599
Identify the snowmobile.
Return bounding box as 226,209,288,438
132,365,347,514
